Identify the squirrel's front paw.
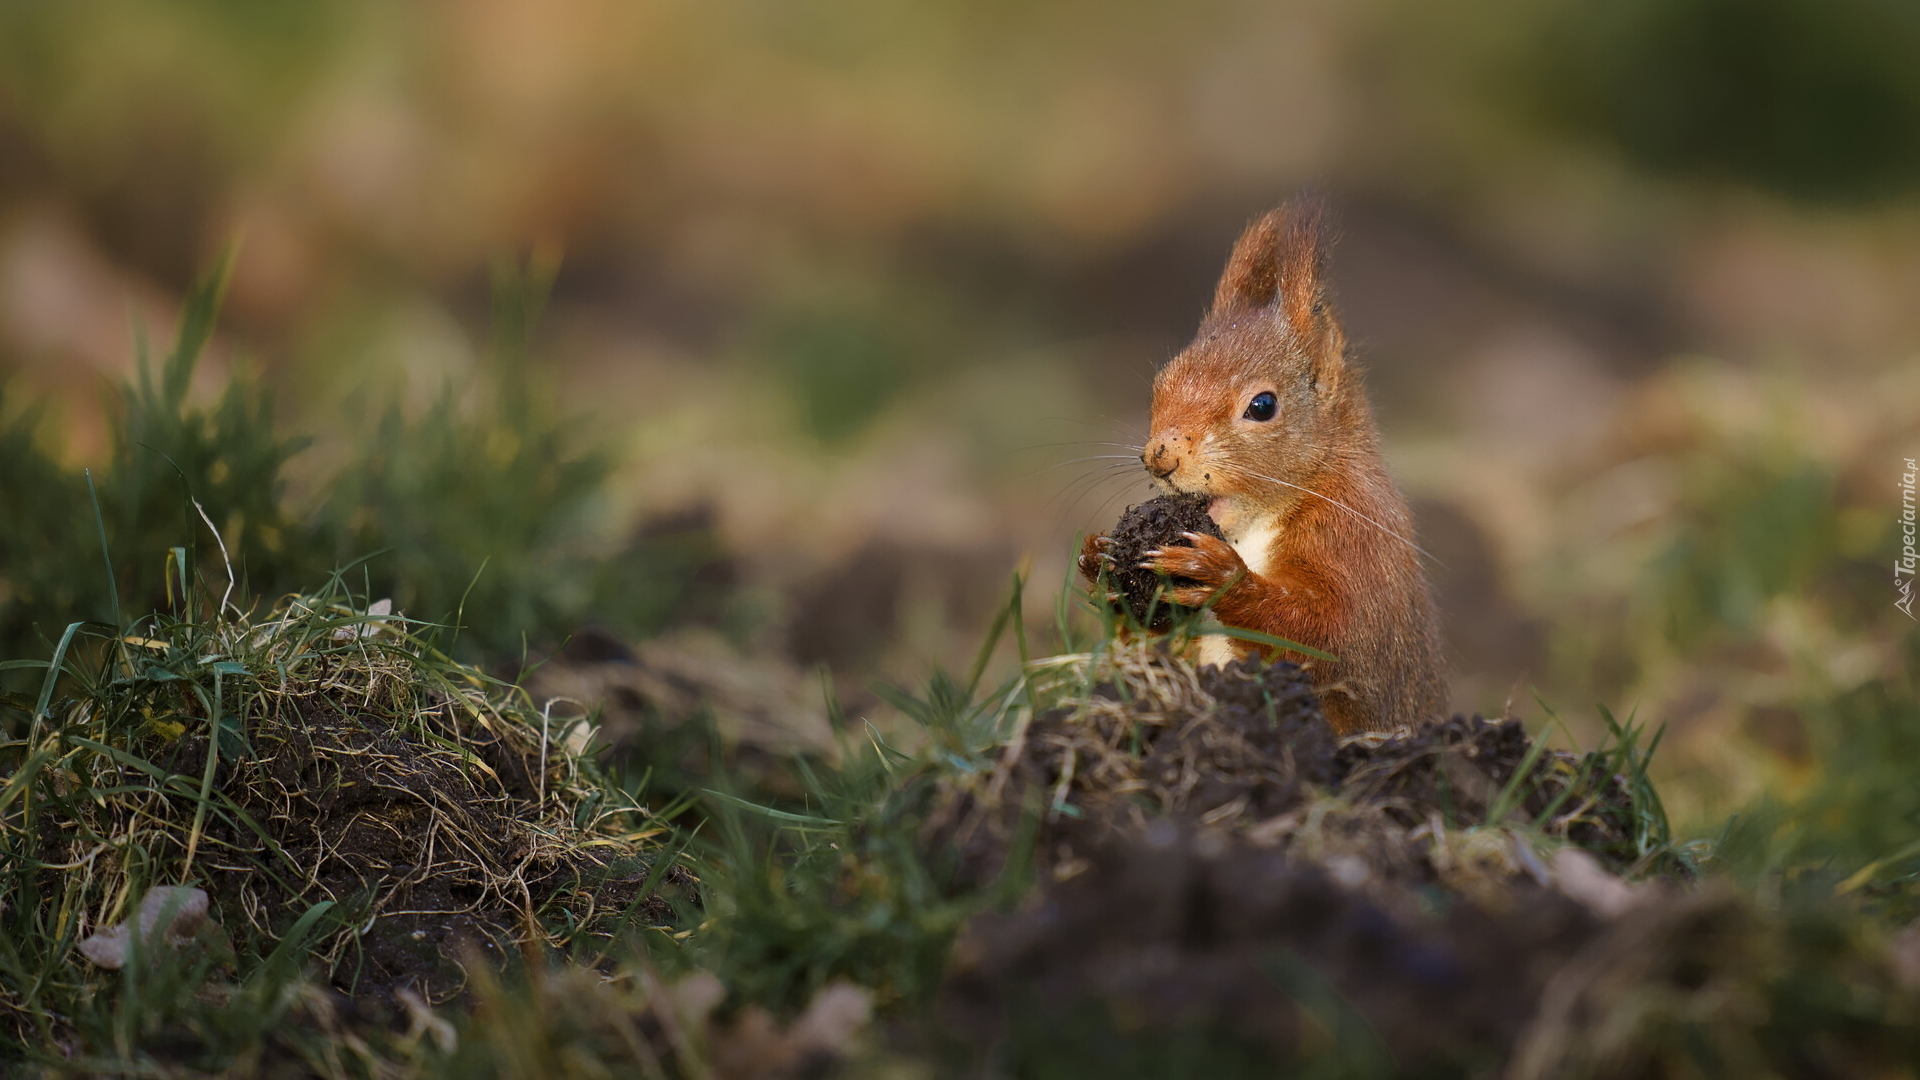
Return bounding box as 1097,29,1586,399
1143,532,1248,607
1078,533,1114,587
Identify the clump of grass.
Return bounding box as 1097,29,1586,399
1474,698,1681,877
0,566,680,1069
321,255,729,659
0,252,729,677
1711,634,1920,918
0,256,302,677
1649,454,1839,653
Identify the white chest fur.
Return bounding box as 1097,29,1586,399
1195,628,1238,669
1228,516,1283,579
1192,514,1284,670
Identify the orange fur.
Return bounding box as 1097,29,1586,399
1088,198,1446,733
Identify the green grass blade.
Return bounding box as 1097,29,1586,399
259,899,336,980
701,789,842,828
1488,716,1559,826
162,248,234,403
29,621,85,748
965,574,1022,699
84,469,123,642
1201,625,1338,662
0,747,57,818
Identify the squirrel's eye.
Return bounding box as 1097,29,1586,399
1243,391,1278,422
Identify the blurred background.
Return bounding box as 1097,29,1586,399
1,0,1916,831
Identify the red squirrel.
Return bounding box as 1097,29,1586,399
1081,198,1446,734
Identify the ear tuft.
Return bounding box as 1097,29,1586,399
1208,196,1331,339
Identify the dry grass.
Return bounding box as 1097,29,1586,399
926,639,1669,900
0,579,683,1058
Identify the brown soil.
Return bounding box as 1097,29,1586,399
926,653,1332,888
929,648,1687,1071
171,651,691,1007
927,650,1648,892
943,827,1602,1069
1101,493,1225,630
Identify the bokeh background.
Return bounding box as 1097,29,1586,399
2,0,1917,832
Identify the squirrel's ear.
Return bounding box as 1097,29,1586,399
1208,196,1330,342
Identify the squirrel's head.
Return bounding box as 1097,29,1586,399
1142,197,1368,538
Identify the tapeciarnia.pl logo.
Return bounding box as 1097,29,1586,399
1899,457,1917,620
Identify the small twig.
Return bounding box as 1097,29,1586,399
538,699,555,807
192,499,238,620
1048,745,1078,821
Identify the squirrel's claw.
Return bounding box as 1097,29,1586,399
1166,583,1224,608
1144,533,1247,601
1078,534,1125,604
1077,533,1115,586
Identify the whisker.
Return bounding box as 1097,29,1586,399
1083,480,1149,532
1058,467,1148,530
1027,457,1142,483
1034,455,1143,472
1051,463,1134,514
1210,462,1441,565
1051,464,1139,507
1004,440,1145,453
1039,414,1148,438
1057,484,1151,548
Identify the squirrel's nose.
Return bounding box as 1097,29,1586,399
1144,441,1177,480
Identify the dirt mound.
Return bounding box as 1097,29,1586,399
16,595,687,1023
941,824,1798,1075
927,651,1333,887
182,648,688,1002
944,826,1604,1070
1336,712,1654,876
929,646,1699,1071
928,649,1653,896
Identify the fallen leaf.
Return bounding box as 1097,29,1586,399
78,886,212,969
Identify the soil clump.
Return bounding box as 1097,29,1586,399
1099,493,1226,630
